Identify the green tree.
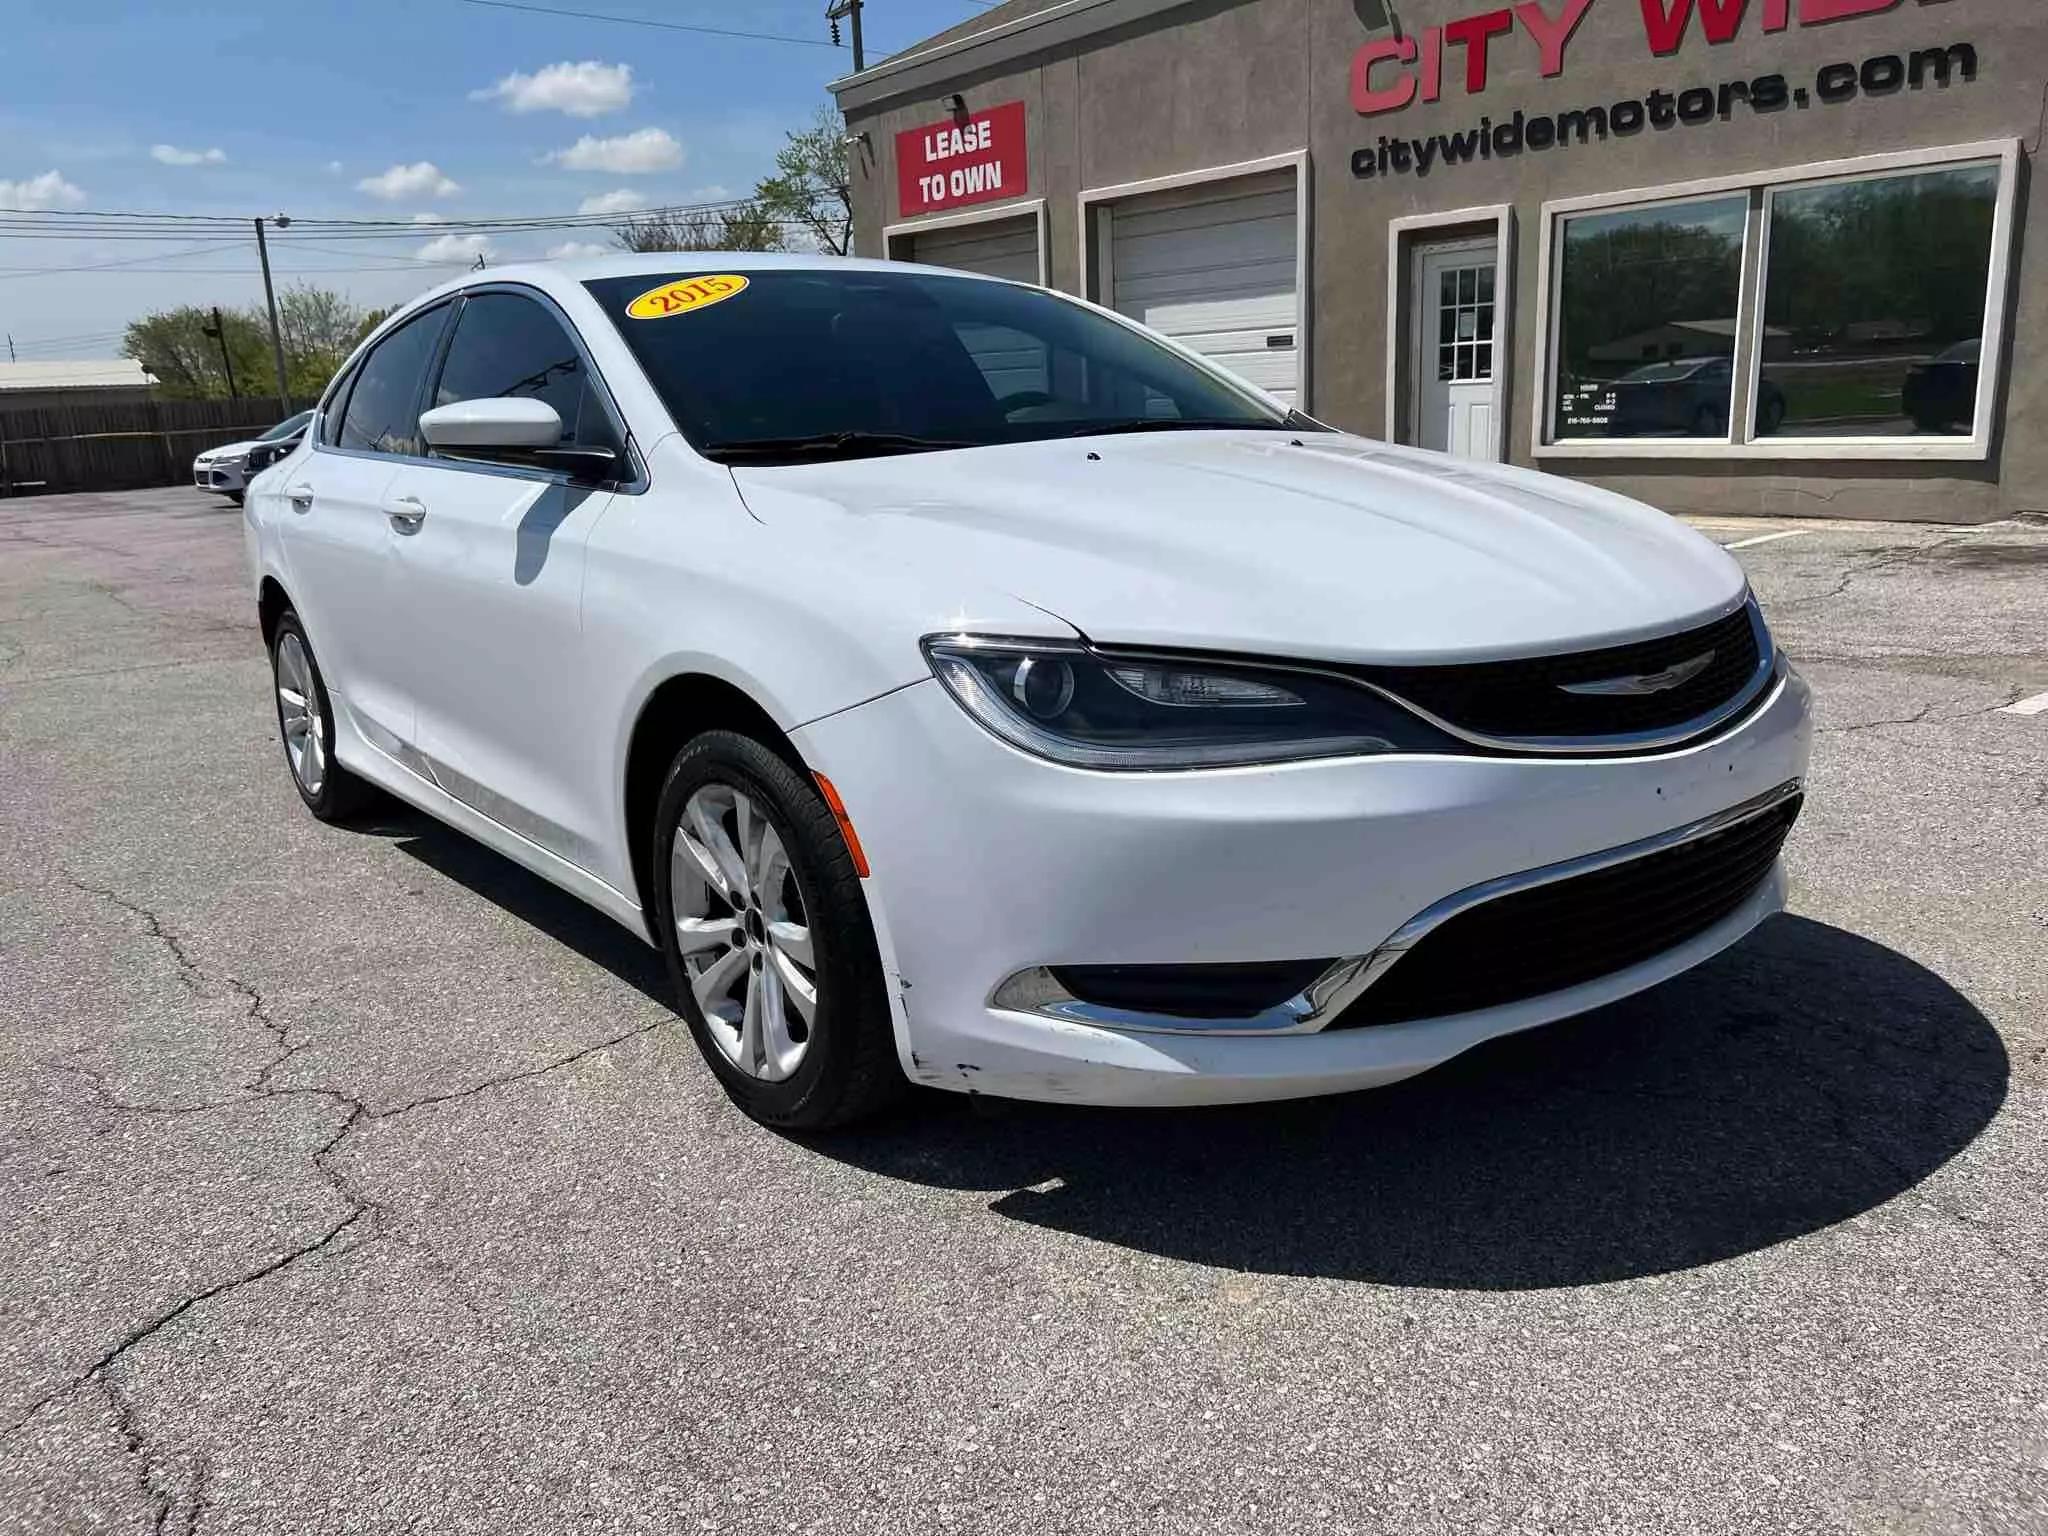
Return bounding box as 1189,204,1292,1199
123,306,271,400
754,105,852,256
123,285,374,401
276,283,366,397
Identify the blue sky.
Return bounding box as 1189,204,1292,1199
0,0,996,360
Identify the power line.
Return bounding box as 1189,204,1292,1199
452,0,836,46
0,195,777,241
0,239,249,281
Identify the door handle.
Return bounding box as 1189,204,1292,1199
286,481,315,512
384,494,427,532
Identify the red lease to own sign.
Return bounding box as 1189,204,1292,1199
896,101,1028,217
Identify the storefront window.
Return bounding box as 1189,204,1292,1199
1758,164,2000,438
1539,147,2013,456
1550,195,1747,442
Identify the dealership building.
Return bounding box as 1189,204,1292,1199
830,0,2045,522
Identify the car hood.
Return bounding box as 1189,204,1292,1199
196,439,261,463
729,430,1748,664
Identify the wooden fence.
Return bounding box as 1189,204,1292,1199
0,396,319,498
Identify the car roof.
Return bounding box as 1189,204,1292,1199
405,251,1005,311
333,252,1042,400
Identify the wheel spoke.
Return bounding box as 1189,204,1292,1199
686,795,748,902
676,825,735,906
690,945,748,1017
757,958,801,1072
674,915,740,955
737,962,766,1073
766,919,812,968
749,820,787,900
768,942,816,1025
732,792,758,895
278,686,307,713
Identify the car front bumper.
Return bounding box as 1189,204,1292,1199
193,459,246,491
792,664,1814,1107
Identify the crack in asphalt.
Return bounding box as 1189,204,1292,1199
1814,691,2039,738
1781,534,1979,611
99,1372,214,1536
8,874,666,1479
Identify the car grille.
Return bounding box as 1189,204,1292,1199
1351,602,1765,747
1328,792,1801,1030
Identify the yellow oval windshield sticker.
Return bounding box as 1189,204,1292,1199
625,274,749,319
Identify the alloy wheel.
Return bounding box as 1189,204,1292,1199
275,632,327,797
670,782,818,1081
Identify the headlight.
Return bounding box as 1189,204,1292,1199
922,636,1453,769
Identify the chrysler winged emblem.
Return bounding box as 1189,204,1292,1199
1561,650,1715,697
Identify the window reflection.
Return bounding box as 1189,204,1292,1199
1758,164,1997,437
1552,195,1747,441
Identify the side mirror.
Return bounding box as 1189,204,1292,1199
419,396,562,449
419,397,620,483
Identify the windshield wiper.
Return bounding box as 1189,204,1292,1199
706,430,975,464
1047,417,1293,439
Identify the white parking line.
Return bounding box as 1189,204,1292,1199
1998,689,2048,717
1723,529,1811,551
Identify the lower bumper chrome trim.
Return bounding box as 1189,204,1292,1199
989,776,1804,1037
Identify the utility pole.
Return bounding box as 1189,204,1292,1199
825,0,864,71
202,306,239,400
5,334,13,363
253,214,292,414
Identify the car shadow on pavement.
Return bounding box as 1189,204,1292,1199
379,814,672,1005
819,915,2009,1289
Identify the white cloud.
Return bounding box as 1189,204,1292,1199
687,184,732,202
359,161,461,200
474,60,633,117
576,188,644,216
150,143,226,166
325,160,343,174
546,240,611,260
544,127,682,174
0,170,86,210
418,231,492,264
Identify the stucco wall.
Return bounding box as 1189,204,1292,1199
840,0,2047,522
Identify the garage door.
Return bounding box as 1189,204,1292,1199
1106,170,1300,406
900,213,1040,285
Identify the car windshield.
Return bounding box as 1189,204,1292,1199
583,268,1294,463
261,410,314,441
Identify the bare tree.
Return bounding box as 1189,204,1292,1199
612,202,786,254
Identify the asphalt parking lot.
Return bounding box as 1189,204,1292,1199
2,487,2044,1534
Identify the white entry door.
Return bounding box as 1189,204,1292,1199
1414,244,1499,460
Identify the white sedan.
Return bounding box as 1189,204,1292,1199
243,255,1811,1129
194,409,312,502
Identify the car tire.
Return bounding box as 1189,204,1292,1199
652,729,903,1131
270,610,376,823
227,490,245,506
